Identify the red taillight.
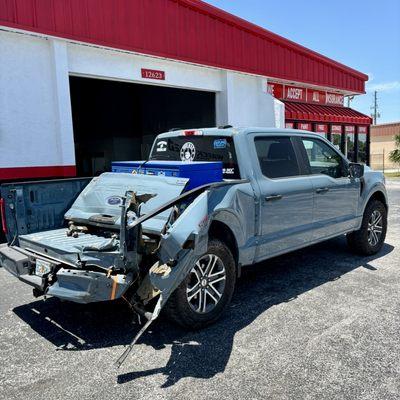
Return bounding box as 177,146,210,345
180,130,203,136
0,198,7,235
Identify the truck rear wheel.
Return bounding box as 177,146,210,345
164,239,236,330
347,199,387,255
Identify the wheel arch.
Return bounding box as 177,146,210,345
364,189,388,213
208,220,240,277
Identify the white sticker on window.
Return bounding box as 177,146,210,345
180,142,196,162
156,141,167,152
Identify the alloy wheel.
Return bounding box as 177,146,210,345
186,254,226,314
367,210,383,247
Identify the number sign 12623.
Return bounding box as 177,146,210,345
141,68,165,80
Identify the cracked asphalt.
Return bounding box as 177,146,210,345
0,180,399,400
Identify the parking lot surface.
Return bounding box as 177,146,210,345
0,180,399,400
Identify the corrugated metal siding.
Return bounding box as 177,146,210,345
0,0,367,93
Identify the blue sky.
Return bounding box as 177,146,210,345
207,0,400,124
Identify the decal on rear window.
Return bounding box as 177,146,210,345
214,139,227,149
156,141,167,152
180,142,196,162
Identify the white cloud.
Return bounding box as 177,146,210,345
366,81,400,92
367,72,374,82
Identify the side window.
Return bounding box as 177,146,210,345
301,138,347,179
255,137,300,179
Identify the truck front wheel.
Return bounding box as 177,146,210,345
347,199,387,255
164,239,236,330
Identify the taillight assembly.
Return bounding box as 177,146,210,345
0,198,7,235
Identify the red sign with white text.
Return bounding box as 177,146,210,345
267,81,345,106
345,126,355,134
315,124,328,133
297,122,312,131
267,82,283,98
307,89,326,104
285,122,294,129
331,125,342,134
326,92,344,106
284,85,306,102
141,68,165,80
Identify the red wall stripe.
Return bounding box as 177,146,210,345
0,165,76,181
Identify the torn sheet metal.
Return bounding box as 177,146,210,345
47,269,134,303
64,173,188,233
116,190,210,367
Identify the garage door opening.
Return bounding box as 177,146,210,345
69,76,216,176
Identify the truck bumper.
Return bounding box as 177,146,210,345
0,244,133,303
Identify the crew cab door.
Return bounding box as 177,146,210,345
296,136,360,240
1,178,91,242
250,135,314,261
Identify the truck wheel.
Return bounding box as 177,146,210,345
347,199,387,256
164,239,236,330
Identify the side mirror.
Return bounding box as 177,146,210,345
349,162,364,178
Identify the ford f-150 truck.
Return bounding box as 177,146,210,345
0,127,388,366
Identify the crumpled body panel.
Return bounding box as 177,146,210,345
148,181,255,320
65,172,188,234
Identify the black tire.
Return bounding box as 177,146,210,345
347,199,387,255
164,239,236,330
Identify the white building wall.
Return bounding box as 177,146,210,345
0,28,280,172
0,30,75,168
50,40,76,167
67,43,224,93
222,72,277,127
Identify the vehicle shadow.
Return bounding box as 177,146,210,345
13,237,394,387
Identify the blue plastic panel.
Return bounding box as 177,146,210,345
111,160,223,190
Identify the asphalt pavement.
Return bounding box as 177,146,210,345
0,180,399,400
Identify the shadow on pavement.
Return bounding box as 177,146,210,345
13,237,394,387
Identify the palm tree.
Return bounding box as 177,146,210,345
389,134,400,166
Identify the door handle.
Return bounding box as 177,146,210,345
315,187,329,194
265,194,283,201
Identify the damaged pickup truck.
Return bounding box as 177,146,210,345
0,127,388,366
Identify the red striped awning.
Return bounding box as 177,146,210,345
284,101,372,125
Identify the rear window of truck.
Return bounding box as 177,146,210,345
149,136,240,179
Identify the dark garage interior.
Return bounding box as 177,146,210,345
69,76,216,176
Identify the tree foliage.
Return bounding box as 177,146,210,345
389,134,400,164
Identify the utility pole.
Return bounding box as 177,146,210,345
370,90,380,125
347,95,354,107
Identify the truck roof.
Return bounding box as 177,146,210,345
156,127,323,138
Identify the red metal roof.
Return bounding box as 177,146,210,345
0,0,367,93
284,101,372,125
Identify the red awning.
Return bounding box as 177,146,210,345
284,101,372,125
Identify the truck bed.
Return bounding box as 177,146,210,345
18,228,120,267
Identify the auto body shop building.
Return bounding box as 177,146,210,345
0,0,372,180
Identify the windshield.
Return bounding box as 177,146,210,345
149,136,240,179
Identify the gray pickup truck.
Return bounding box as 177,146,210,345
0,127,387,364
